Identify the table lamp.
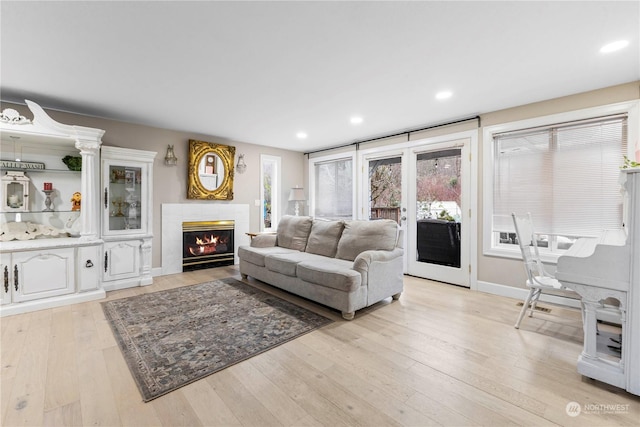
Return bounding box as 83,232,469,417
288,186,306,216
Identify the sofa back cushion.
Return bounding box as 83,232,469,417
305,219,344,257
276,215,313,251
335,219,398,261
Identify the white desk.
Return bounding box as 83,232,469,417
556,169,639,396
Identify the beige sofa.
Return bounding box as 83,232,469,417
238,215,404,320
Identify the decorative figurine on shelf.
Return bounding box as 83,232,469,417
2,171,30,212
112,197,125,216
42,188,54,212
64,214,81,237
70,192,81,211
125,189,137,218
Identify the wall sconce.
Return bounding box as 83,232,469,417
236,154,247,174
164,145,178,166
288,186,306,216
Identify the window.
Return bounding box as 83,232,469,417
260,155,281,231
484,101,637,261
310,153,355,220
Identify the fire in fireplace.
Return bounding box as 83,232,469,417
182,220,234,271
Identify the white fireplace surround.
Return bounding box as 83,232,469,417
161,203,250,275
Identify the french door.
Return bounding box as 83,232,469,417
407,139,470,286
361,136,472,287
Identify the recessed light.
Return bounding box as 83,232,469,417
600,40,629,53
435,91,453,100
350,116,363,125
296,132,307,139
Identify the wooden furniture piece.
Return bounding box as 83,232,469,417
246,231,276,239
0,100,105,315
101,146,156,291
0,101,158,315
556,168,640,396
511,212,570,329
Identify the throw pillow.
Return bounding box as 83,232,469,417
305,220,345,257
276,215,313,251
335,219,397,261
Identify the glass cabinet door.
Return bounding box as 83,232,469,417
104,163,145,234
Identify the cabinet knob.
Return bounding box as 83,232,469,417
104,187,108,209
13,265,18,291
3,266,8,294
86,260,94,268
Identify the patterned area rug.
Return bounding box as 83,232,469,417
102,277,332,402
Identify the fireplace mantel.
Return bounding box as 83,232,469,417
161,204,249,275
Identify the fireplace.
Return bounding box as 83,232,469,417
182,220,234,271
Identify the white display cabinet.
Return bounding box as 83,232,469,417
101,146,156,291
0,100,105,316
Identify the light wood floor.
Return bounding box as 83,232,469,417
2,266,639,427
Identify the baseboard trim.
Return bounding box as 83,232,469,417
0,289,106,317
477,280,582,310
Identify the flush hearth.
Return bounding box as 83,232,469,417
182,220,234,271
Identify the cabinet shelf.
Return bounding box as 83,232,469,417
1,167,81,175
1,209,80,215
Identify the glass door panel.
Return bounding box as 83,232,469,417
368,156,402,224
415,149,462,267
107,165,142,232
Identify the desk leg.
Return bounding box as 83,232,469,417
581,300,601,361
573,284,627,389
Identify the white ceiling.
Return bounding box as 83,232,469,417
1,1,638,153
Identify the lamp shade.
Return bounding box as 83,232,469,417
288,187,306,201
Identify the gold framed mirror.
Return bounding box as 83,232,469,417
187,139,235,200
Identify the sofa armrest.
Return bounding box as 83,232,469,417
353,247,404,304
353,247,404,268
250,234,277,248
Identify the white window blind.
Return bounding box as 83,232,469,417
493,114,628,238
314,157,353,220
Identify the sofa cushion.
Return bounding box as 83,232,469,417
297,258,361,292
276,215,313,251
305,219,344,258
335,219,398,261
264,252,323,277
238,245,299,267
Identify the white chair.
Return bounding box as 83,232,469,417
512,212,570,329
